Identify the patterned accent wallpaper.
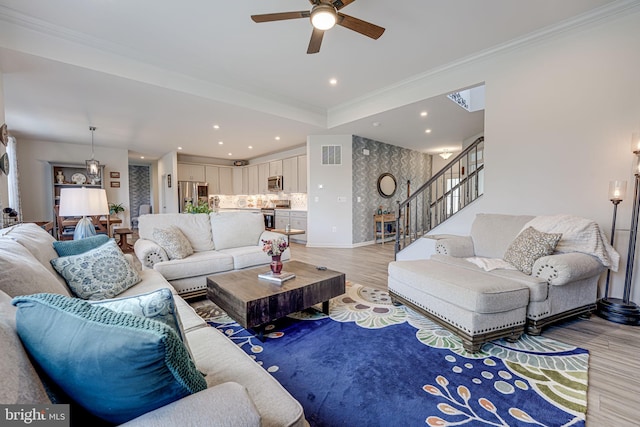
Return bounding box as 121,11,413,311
352,136,432,244
128,165,151,224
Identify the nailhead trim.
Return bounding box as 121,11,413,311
391,289,525,334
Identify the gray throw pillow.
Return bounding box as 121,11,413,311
50,240,141,300
152,226,194,260
504,226,562,275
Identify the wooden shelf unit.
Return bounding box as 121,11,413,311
373,213,396,244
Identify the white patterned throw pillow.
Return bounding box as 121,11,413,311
152,226,194,260
51,239,141,300
503,226,562,275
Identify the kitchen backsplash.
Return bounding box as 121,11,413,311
211,193,307,210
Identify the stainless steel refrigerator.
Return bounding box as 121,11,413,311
178,181,209,213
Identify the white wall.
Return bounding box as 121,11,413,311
307,135,353,247
426,10,640,302
17,139,132,226
157,151,178,213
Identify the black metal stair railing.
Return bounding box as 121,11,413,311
395,137,484,255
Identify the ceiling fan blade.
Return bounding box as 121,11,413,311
337,13,385,39
332,0,356,10
307,28,325,54
251,11,310,23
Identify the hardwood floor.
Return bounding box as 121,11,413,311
287,242,640,426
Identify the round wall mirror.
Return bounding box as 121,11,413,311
377,173,397,198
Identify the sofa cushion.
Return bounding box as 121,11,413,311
52,234,110,257
51,239,141,300
470,214,535,258
152,226,194,260
210,211,264,250
13,293,207,424
0,238,71,297
0,290,51,404
431,254,548,302
218,246,290,270
387,259,529,313
153,251,234,281
0,223,68,289
504,227,562,275
139,213,214,252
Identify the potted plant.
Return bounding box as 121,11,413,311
109,203,125,216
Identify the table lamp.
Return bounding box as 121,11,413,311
59,187,109,240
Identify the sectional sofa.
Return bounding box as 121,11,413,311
134,211,290,298
0,223,306,426
389,213,618,352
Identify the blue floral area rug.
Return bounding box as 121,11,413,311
196,282,589,427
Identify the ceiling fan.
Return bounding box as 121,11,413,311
251,0,385,54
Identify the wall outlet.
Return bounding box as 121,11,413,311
314,196,319,202
332,226,337,232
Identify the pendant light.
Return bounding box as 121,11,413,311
86,126,100,179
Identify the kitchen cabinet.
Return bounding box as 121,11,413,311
297,155,307,193
289,211,307,243
232,167,243,195
219,167,233,194
269,160,283,176
205,166,220,193
282,157,298,193
258,163,269,194
247,165,259,194
241,167,249,194
275,210,289,230
178,163,205,182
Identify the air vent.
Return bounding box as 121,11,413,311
321,145,342,165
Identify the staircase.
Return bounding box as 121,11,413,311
394,136,484,255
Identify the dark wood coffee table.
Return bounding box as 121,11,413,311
206,260,345,337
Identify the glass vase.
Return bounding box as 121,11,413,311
270,255,283,274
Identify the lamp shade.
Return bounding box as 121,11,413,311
59,188,109,217
609,180,627,202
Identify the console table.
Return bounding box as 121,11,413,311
373,213,396,244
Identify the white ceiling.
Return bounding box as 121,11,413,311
0,0,620,162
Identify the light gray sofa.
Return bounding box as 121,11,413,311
388,213,617,352
134,211,291,299
0,223,306,426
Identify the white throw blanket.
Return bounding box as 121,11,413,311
465,257,517,271
523,215,620,272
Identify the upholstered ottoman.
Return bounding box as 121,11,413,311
388,259,529,352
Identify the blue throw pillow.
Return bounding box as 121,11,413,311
52,234,110,257
88,288,195,362
50,239,140,300
12,293,207,424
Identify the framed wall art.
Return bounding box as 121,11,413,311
110,171,120,179
110,181,120,188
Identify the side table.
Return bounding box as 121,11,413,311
114,228,133,252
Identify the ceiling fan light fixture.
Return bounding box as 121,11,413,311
311,4,337,30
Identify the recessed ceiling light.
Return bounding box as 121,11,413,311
420,111,428,117
177,146,183,150
275,136,280,141
329,78,337,85
425,129,432,134
248,146,253,149
228,153,232,156
372,122,381,127
218,141,224,145
140,156,145,159
213,124,220,129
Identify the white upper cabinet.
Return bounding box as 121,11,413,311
205,165,220,193
269,160,283,176
219,167,233,195
297,155,307,193
177,163,205,182
282,157,298,193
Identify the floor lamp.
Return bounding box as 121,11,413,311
59,187,109,240
598,134,640,325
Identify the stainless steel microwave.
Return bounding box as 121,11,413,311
268,175,283,192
